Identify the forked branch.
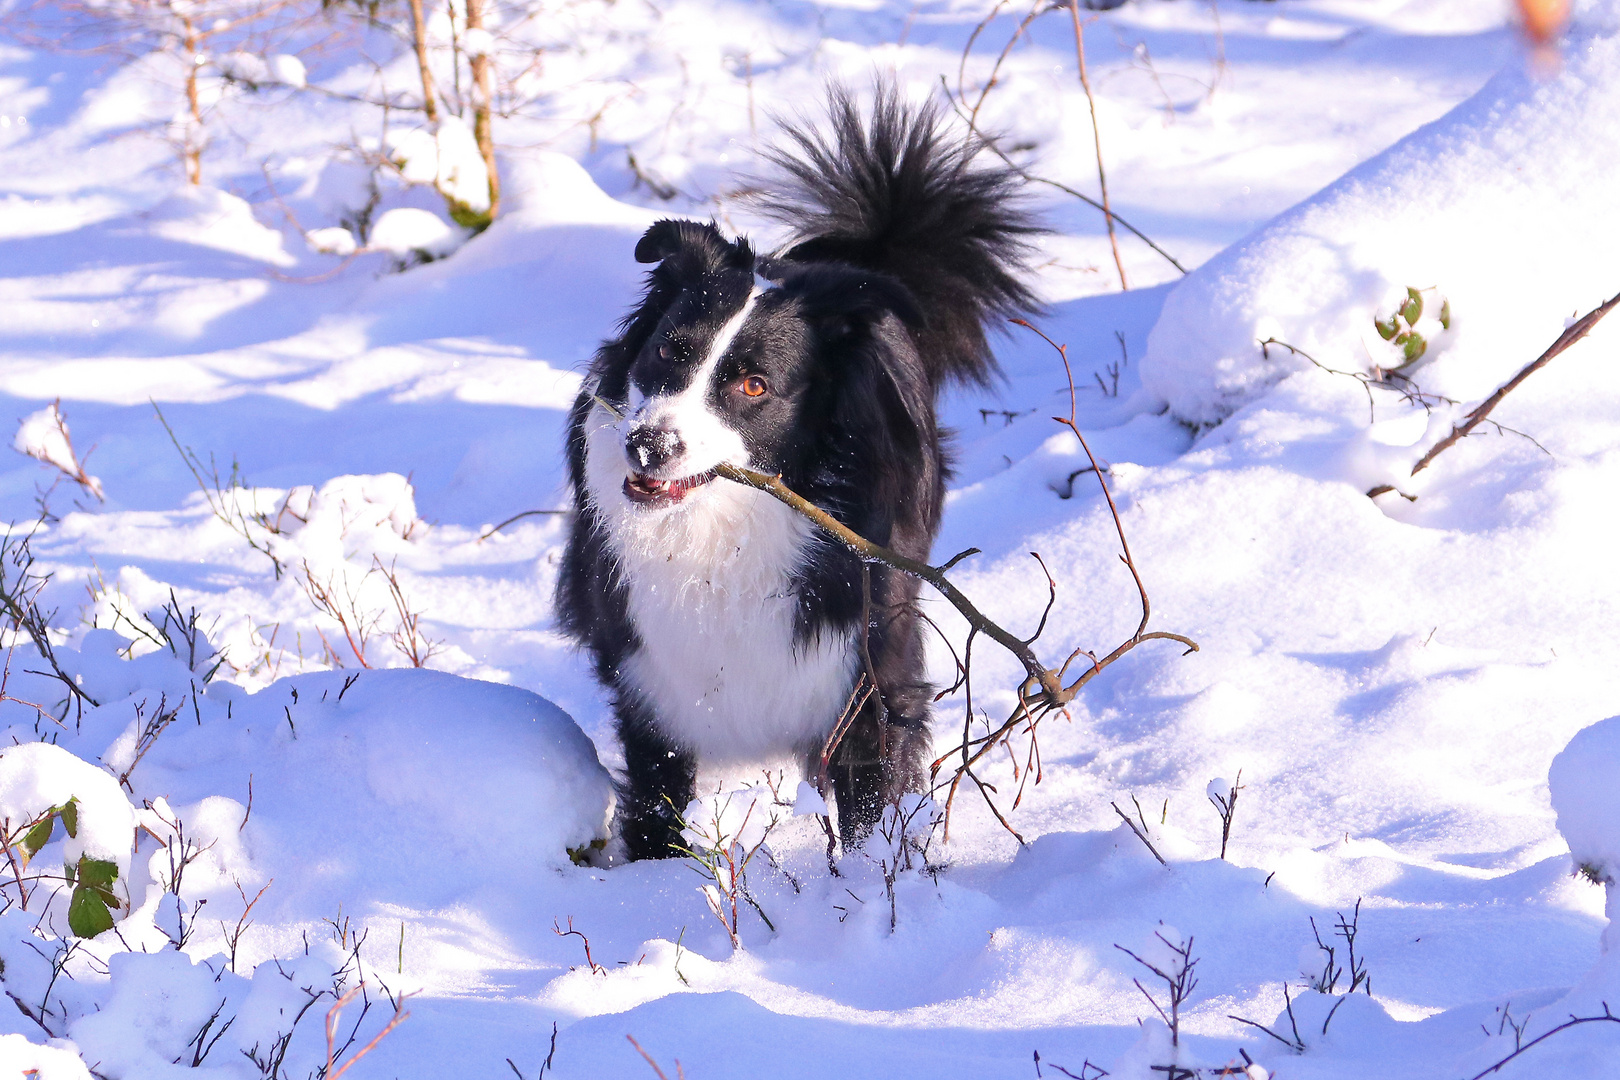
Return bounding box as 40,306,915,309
714,320,1198,838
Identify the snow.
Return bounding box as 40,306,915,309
12,403,103,500
1140,0,1620,432
366,207,463,258
1549,716,1620,949
2,0,1620,1075
0,743,134,873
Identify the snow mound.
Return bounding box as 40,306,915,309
122,667,616,902
0,1034,92,1080
305,225,356,256
386,116,491,217
0,742,135,875
1550,715,1620,948
139,185,294,267
1139,16,1620,427
368,206,462,258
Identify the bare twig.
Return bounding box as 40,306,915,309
1411,288,1620,475
325,982,413,1080
1206,771,1242,860
478,508,567,541
938,79,1185,277
1067,2,1126,289
1465,1003,1620,1080
626,1034,685,1080
1115,930,1199,1046
553,916,605,975
1229,983,1306,1052
1111,801,1166,865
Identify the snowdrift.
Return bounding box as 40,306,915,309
1139,0,1620,432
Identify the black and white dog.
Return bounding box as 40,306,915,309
557,85,1040,859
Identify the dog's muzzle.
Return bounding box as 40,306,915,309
625,424,683,473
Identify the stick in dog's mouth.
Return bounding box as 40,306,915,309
623,467,719,506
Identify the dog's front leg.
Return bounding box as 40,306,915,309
829,570,933,848
616,695,698,860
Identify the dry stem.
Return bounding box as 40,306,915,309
325,982,413,1080
1410,287,1620,475
1067,2,1127,289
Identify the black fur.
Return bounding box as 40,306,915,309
557,84,1041,859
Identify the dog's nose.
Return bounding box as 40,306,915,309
625,425,684,472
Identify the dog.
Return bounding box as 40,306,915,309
556,84,1040,859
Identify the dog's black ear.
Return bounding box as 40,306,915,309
634,219,755,271
634,220,685,263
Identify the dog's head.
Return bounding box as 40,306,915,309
593,218,924,511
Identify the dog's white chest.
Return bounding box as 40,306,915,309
583,410,856,762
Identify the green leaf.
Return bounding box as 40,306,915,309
1374,315,1400,341
59,799,78,839
76,856,118,891
1439,299,1452,330
1400,293,1422,325
1403,332,1427,362
67,857,120,939
21,814,55,858
68,886,115,938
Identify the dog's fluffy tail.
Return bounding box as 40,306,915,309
762,81,1043,388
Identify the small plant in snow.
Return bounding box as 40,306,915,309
0,742,135,938
673,786,787,950
1373,285,1450,373
1206,771,1244,860
12,401,103,505
1229,901,1373,1053
870,793,946,932
1304,898,1370,999
1115,925,1200,1049
0,526,101,721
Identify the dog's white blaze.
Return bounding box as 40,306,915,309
583,390,857,763
628,286,761,476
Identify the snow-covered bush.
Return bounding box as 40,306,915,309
676,785,793,950
0,527,613,1073
1550,716,1620,949
2,0,327,186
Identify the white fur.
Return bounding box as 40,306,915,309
583,350,857,762
628,288,758,479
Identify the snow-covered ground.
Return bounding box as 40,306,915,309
2,0,1620,1074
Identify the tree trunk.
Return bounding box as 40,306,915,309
182,15,202,184
406,0,440,123
463,0,500,222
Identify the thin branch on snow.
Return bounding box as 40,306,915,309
1410,286,1620,476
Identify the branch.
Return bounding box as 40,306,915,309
1464,1004,1620,1080
713,462,1064,702
1411,288,1620,475
939,76,1187,276
1110,801,1166,865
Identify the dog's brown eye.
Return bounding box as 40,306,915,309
658,342,673,360
741,375,768,398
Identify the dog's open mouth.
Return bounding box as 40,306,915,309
623,468,718,506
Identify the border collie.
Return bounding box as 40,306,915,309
557,84,1040,859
